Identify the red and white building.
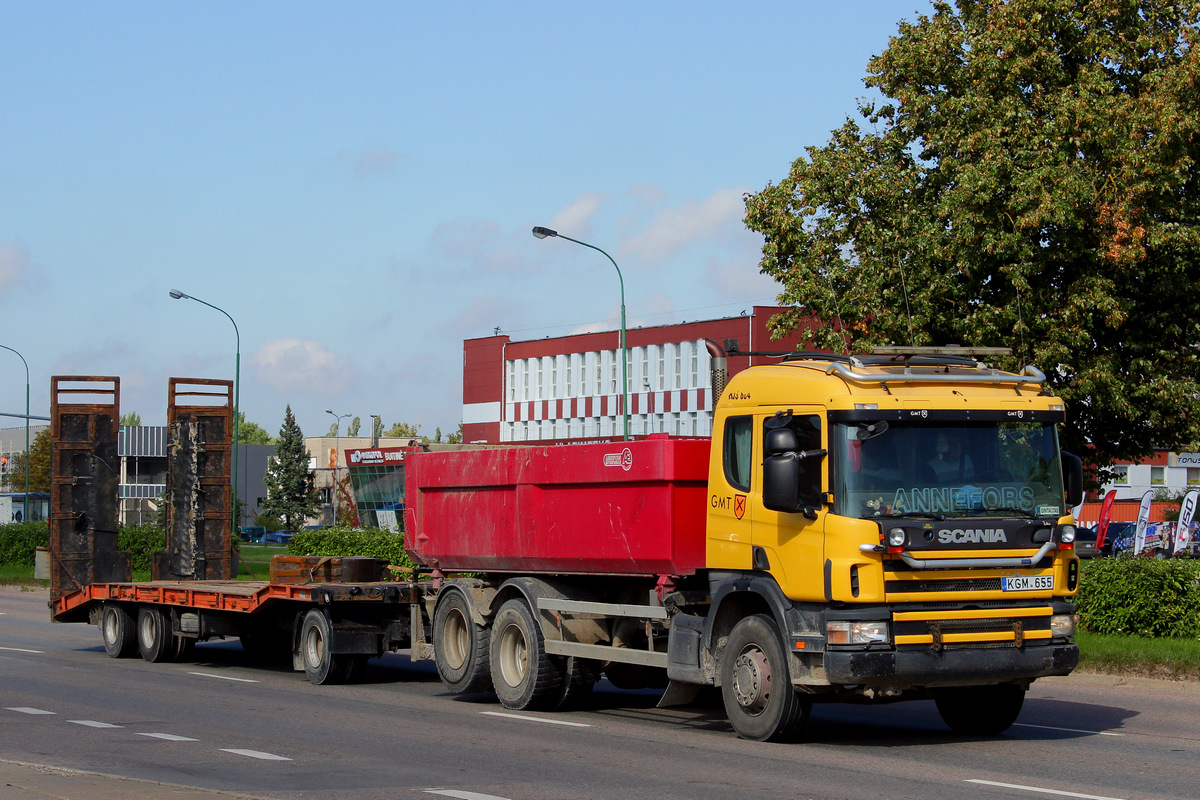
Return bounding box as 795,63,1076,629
461,306,815,444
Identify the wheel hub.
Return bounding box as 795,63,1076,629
732,648,771,713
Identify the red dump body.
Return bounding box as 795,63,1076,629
403,435,711,575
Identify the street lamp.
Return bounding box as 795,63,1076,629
0,345,30,521
169,290,241,538
532,226,629,440
325,410,351,527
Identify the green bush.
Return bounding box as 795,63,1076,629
0,521,50,566
117,524,166,574
287,527,414,572
1076,557,1200,638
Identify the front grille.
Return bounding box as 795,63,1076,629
886,578,1003,593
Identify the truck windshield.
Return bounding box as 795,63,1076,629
832,420,1066,520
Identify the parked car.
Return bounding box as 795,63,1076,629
238,526,268,543
263,530,294,544
1100,521,1138,556
1073,525,1100,558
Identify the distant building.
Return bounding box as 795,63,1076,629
461,306,816,445
0,425,50,492
1079,450,1200,525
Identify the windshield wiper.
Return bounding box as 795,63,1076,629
862,512,946,521
959,506,1040,519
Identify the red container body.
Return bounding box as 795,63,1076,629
404,436,711,576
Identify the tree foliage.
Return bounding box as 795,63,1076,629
259,405,321,531
237,412,273,445
120,411,141,426
744,0,1200,472
6,428,51,493
385,421,422,438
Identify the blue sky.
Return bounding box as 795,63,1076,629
1,1,931,438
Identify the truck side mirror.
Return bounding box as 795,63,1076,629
763,434,827,519
1061,450,1084,508
764,427,798,456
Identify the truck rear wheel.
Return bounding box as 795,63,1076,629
935,684,1025,735
101,603,137,658
489,598,562,710
300,608,352,685
137,606,176,663
434,590,492,694
721,614,811,742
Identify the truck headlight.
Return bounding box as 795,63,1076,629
1058,525,1076,544
887,528,907,547
827,620,891,645
1050,614,1078,638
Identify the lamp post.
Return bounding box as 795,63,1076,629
325,410,351,526
0,345,29,521
169,290,240,537
532,226,629,441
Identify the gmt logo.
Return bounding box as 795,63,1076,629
937,528,1009,544
604,447,633,471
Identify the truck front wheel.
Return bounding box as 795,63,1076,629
721,614,811,742
300,608,353,685
101,603,137,658
935,684,1025,735
489,598,562,710
434,590,492,694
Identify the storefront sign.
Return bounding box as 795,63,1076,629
347,447,409,466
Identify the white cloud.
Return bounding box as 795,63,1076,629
336,146,402,177
622,187,751,264
251,339,357,395
0,239,39,296
548,192,607,238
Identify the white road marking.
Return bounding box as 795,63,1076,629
1014,722,1123,736
480,710,591,728
69,720,123,729
423,790,514,800
6,707,55,715
188,671,259,683
966,779,1127,800
220,748,292,761
136,732,199,742
0,646,44,654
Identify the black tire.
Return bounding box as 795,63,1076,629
345,655,369,683
171,634,196,662
300,608,351,685
720,614,811,742
935,684,1025,735
488,598,563,710
100,603,137,658
433,590,493,693
555,657,598,710
137,606,175,663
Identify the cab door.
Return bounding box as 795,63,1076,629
706,411,755,570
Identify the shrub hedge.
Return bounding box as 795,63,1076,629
287,527,414,572
0,522,166,574
1076,557,1200,638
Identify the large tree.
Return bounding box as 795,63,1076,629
5,427,51,493
259,405,321,531
745,0,1200,474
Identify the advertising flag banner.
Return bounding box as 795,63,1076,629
1176,490,1199,554
1135,490,1153,554
1096,489,1117,551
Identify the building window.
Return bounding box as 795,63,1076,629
1188,468,1200,485
550,357,558,399
657,346,666,391
508,361,516,402
522,362,530,402
673,345,682,389
690,344,699,388
564,356,571,397
1151,466,1165,485
1112,465,1128,484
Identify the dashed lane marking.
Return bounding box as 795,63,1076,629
6,707,55,715
0,646,44,654
69,720,123,729
188,671,259,683
480,711,590,728
423,790,514,800
220,748,292,761
1013,722,1123,736
966,779,1127,800
136,732,200,742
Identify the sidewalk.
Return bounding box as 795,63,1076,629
0,759,266,800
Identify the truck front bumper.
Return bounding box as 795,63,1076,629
824,642,1079,687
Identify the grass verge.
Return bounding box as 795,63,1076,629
1075,630,1200,681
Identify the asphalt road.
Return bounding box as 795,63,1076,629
3,585,1199,800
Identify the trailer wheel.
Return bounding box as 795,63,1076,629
100,603,137,658
489,598,562,710
721,614,810,742
935,684,1025,735
300,608,350,685
434,590,493,694
555,657,597,711
137,606,176,663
